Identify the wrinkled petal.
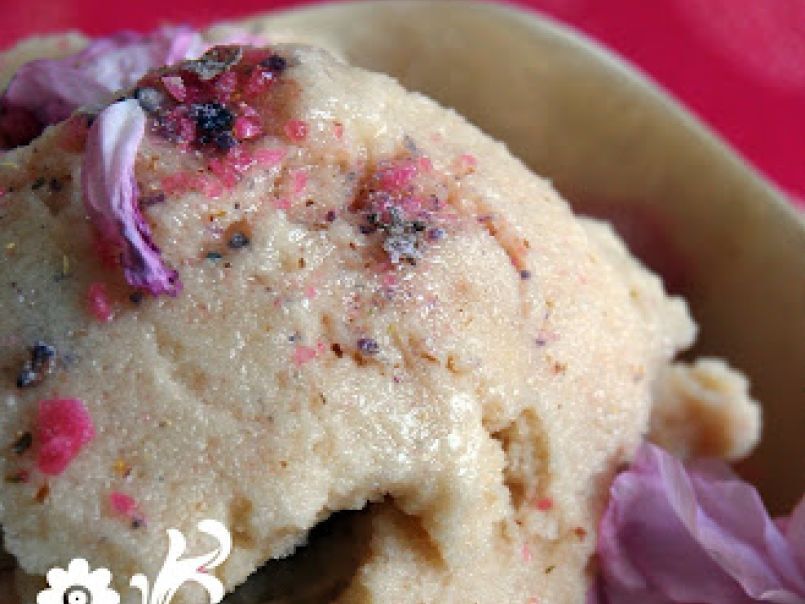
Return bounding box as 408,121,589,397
784,499,805,577
81,99,180,296
592,442,805,604
6,26,203,118
1,26,204,147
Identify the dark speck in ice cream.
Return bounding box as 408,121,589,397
134,87,165,113
261,54,287,73
228,231,250,249
16,341,56,388
11,432,32,455
357,337,380,355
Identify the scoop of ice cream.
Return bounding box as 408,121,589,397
0,43,753,604
580,219,762,463
649,358,761,461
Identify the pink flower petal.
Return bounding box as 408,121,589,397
0,26,205,148
82,99,181,296
592,443,805,603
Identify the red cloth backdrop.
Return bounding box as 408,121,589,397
1,0,804,205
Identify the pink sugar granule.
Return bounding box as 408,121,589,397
36,398,95,475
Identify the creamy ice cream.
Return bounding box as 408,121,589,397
0,39,760,604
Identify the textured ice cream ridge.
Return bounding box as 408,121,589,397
0,43,759,603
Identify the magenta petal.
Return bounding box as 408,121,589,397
785,499,805,578
1,26,204,147
81,99,180,297
593,443,805,604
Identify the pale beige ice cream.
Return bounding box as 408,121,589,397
0,43,759,603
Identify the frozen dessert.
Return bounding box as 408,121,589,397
0,27,780,604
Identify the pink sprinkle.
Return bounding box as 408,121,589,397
458,153,477,169
292,170,308,195
194,174,224,199
535,497,554,511
243,67,273,95
208,158,239,189
401,194,425,214
379,161,417,190
272,197,291,210
453,153,477,177
161,171,223,198
293,345,319,366
304,285,317,299
36,399,95,475
87,282,113,322
175,116,196,149
239,103,259,118
254,147,286,167
227,146,256,174
521,543,532,563
381,272,398,288
109,491,137,516
333,122,344,139
213,71,238,101
284,119,308,142
233,116,262,140
417,156,433,173
161,75,186,102
292,341,326,367
161,171,192,195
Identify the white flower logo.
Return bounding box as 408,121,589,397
37,519,231,604
130,519,231,604
37,558,121,604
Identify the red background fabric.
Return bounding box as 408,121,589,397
1,0,803,205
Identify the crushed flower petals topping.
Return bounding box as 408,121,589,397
82,99,181,296
138,45,281,153
352,153,449,265
36,399,95,476
0,26,206,149
121,44,293,211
